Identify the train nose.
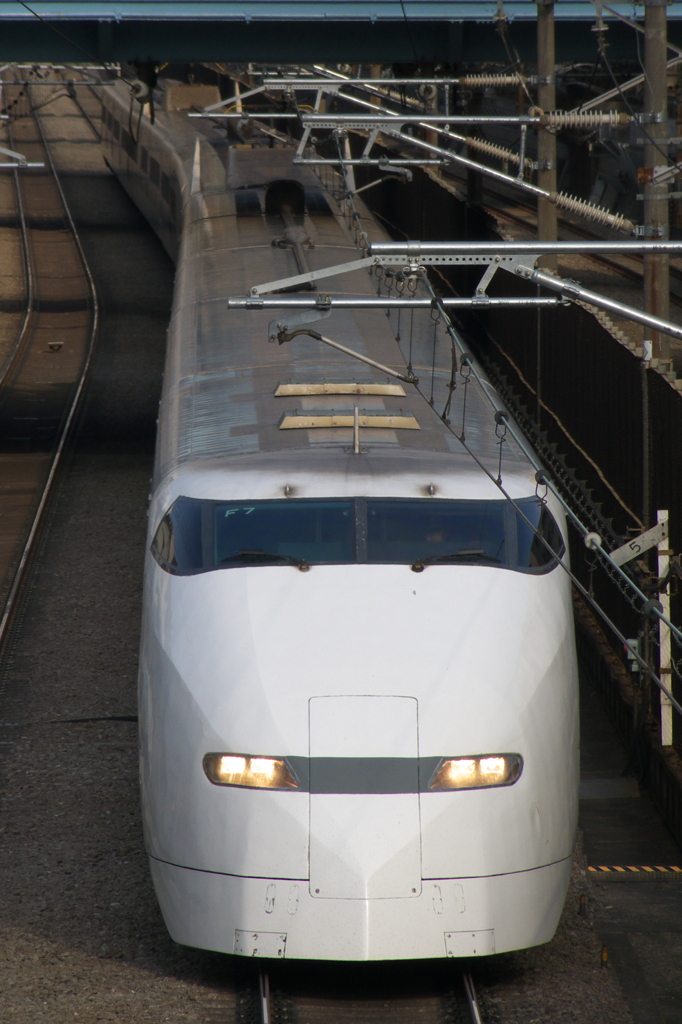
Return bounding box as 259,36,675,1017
308,695,422,900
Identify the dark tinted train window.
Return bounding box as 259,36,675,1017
151,498,203,573
150,497,562,575
215,501,354,566
169,188,178,220
149,156,161,187
516,501,565,568
120,127,133,158
366,499,506,565
139,147,149,175
161,172,171,204
305,188,332,215
235,189,262,216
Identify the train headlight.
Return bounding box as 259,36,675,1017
203,753,300,790
429,754,522,791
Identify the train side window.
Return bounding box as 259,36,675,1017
149,156,161,187
121,127,136,160
139,147,149,175
151,498,203,574
169,188,177,220
515,501,565,570
161,172,172,205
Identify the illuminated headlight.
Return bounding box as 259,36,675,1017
203,753,299,790
429,754,523,791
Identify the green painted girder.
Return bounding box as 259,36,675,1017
0,1,680,63
2,1,680,20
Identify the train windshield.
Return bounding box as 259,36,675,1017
366,500,506,565
151,497,563,575
214,501,354,565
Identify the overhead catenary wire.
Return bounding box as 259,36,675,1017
355,229,682,691
295,84,635,233
244,61,682,705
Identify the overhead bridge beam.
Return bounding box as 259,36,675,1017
0,5,680,62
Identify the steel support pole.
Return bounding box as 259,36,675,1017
537,0,558,266
643,0,670,359
657,510,673,745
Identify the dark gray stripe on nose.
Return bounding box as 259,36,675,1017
286,756,443,793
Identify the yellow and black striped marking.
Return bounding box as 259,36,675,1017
588,865,682,880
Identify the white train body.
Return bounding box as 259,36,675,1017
103,81,579,961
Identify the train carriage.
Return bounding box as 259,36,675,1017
102,78,579,961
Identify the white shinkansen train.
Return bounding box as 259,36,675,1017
102,78,579,962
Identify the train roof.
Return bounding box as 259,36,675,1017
101,84,537,496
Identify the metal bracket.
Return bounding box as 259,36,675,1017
633,224,668,237
248,255,377,296
362,127,381,158
475,263,500,295
273,327,418,384
0,144,44,169
530,160,557,171
268,305,332,343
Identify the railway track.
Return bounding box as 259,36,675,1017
0,70,98,654
236,964,484,1024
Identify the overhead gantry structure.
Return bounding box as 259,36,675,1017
0,0,681,64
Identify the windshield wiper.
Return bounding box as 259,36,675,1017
411,549,502,573
220,548,310,571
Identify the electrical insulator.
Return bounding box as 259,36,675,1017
551,192,635,233
463,134,531,169
456,74,527,88
541,110,630,129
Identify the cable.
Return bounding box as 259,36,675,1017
317,112,681,697
406,269,682,693
411,370,682,714
14,2,111,69
595,25,674,169
398,0,420,65
493,2,534,108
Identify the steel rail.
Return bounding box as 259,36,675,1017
0,88,35,385
52,67,102,138
463,972,483,1024
0,78,99,650
259,971,271,1024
